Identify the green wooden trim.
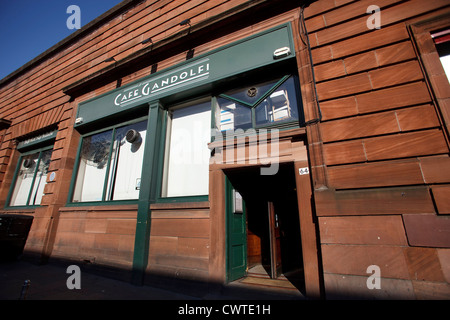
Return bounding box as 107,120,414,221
251,108,256,128
5,145,54,209
4,154,23,209
17,130,57,151
101,128,116,201
66,116,149,205
25,151,42,206
64,200,138,207
215,74,302,132
3,204,41,211
225,176,235,282
75,23,295,127
150,108,168,202
17,144,54,156
66,137,83,204
132,101,165,285
154,109,168,201
225,177,230,282
218,75,291,108
211,96,218,135
155,195,208,203
78,115,149,138
253,74,291,107
225,176,247,282
254,120,300,130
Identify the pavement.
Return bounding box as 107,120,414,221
0,259,197,300
0,259,305,301
2,260,430,317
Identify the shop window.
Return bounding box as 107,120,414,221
162,100,211,198
9,148,52,207
71,119,147,202
215,75,300,132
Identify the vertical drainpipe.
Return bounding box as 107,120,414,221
131,101,166,285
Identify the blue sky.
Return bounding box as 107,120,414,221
0,0,123,80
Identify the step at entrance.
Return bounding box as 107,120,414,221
237,264,304,292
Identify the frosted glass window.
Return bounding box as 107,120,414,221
73,130,112,202
108,121,147,200
10,149,52,206
72,120,147,202
163,101,211,197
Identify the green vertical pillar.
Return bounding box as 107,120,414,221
131,101,166,285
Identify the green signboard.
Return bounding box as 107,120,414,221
113,57,211,108
75,23,295,127
17,130,57,151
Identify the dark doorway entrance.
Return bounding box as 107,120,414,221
225,162,304,292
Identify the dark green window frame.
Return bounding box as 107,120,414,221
5,145,53,209
67,72,302,206
67,116,148,206
213,74,303,133
155,74,303,202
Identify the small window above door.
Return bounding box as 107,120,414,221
215,75,302,132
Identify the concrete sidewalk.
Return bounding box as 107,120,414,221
0,259,305,300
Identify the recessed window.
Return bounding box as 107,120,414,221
9,148,52,207
162,100,211,198
72,119,147,202
432,29,450,82
215,75,301,132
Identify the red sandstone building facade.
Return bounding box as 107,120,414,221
0,0,449,299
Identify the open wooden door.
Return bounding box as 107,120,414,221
268,201,282,279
